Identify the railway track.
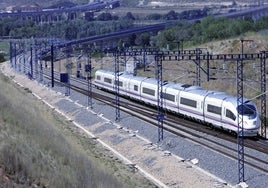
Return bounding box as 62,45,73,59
64,77,268,175
18,61,268,176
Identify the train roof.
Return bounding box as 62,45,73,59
207,92,227,98
225,96,238,105
183,85,202,91
165,82,190,90
96,69,114,74
164,82,182,90
225,96,254,107
185,88,210,96
206,92,254,107
141,77,158,84
206,92,229,101
120,73,148,82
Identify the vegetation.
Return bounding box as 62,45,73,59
0,41,8,62
0,17,134,40
0,0,89,9
2,6,268,50
155,16,268,50
0,53,5,63
160,8,209,20
0,73,154,187
119,0,140,7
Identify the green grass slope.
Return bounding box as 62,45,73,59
0,70,154,187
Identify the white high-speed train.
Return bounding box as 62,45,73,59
94,69,260,137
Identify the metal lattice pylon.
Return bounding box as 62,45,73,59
9,41,13,67
114,50,120,122
155,52,164,141
195,48,201,86
14,42,17,69
30,46,33,79
237,58,245,183
34,40,39,79
86,48,93,109
260,52,267,138
65,46,71,96
50,44,54,87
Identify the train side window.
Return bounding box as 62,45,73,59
115,80,123,87
96,75,101,80
142,87,155,96
104,77,112,84
162,93,175,102
180,97,197,108
207,104,222,115
226,109,236,121
134,85,138,91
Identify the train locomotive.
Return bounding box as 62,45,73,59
94,69,260,137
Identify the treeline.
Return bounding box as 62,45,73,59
146,8,209,21
0,13,135,40
155,16,268,49
0,8,209,41
1,11,268,50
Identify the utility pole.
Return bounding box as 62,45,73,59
51,44,54,87
114,48,120,122
85,47,93,109
156,51,164,142
237,39,253,184
260,51,267,138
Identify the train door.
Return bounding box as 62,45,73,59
204,99,222,128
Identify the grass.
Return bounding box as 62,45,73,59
0,72,155,187
0,41,9,61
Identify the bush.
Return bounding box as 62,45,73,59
0,53,5,63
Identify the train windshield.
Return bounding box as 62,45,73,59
237,104,256,117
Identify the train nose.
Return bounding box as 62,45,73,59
244,119,259,129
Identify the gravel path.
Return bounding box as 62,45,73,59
1,61,256,188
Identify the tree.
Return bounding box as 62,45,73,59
126,33,136,46
65,25,78,40
146,13,162,20
97,13,113,21
117,39,125,51
0,53,5,63
120,0,139,7
124,12,135,20
232,0,237,6
164,10,178,20
140,33,150,46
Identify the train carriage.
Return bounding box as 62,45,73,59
162,82,184,113
140,78,158,106
203,93,228,128
116,73,132,96
178,87,207,121
124,75,148,101
94,69,115,90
